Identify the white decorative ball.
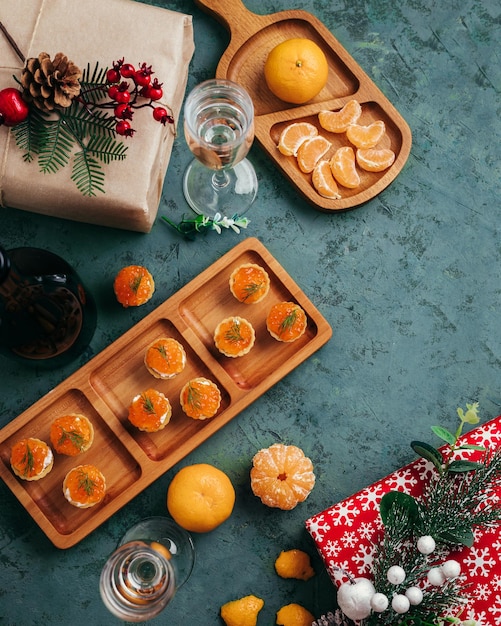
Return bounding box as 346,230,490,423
391,594,411,614
441,559,461,579
427,566,446,586
417,535,436,555
336,577,376,621
387,565,406,585
370,593,389,612
405,586,424,605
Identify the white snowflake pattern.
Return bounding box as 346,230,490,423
352,543,376,574
329,560,353,584
306,515,331,542
493,574,501,592
473,582,491,601
463,546,497,577
357,484,386,511
359,521,376,540
341,531,357,548
489,594,501,624
327,499,360,527
469,421,501,448
324,539,342,558
385,467,421,492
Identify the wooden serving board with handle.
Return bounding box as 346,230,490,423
195,0,412,212
0,238,331,548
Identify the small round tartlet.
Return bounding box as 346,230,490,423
63,464,106,508
113,265,155,307
214,316,256,358
229,263,270,304
180,377,221,420
50,413,94,456
128,388,172,432
144,337,187,379
10,437,54,481
266,301,307,343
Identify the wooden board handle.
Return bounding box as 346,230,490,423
194,0,271,40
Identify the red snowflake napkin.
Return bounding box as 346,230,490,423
305,415,501,625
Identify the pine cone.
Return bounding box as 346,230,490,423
21,52,82,111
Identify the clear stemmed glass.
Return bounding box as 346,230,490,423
99,516,195,623
183,78,258,218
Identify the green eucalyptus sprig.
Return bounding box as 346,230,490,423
161,212,249,239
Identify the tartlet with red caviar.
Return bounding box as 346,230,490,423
63,464,106,508
10,437,54,481
144,337,187,380
128,388,172,432
50,413,94,456
229,263,270,304
214,316,255,358
180,377,221,420
266,302,307,343
113,265,155,307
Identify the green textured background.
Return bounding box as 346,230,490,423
0,0,500,624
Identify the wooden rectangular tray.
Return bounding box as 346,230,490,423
0,238,332,549
195,0,412,212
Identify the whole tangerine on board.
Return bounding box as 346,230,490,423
220,594,264,626
276,603,316,626
167,463,235,532
113,265,155,307
318,99,362,133
264,38,328,104
277,121,318,157
250,443,315,510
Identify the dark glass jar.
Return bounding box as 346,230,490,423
0,245,97,366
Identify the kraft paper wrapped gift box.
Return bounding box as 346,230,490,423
0,0,194,232
306,415,501,624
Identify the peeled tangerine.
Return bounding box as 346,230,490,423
250,443,315,510
220,594,264,626
276,603,315,626
275,549,315,580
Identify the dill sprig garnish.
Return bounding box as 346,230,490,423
58,428,86,451
141,393,156,414
279,308,298,335
77,469,96,495
21,443,35,476
186,383,202,410
224,320,243,343
242,282,264,301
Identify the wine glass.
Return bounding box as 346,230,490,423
183,78,258,218
99,516,195,622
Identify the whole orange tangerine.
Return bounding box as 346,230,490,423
264,38,328,104
167,463,235,532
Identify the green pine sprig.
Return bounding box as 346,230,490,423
11,62,128,196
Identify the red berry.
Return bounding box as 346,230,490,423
0,88,30,127
145,78,163,101
115,90,130,104
152,107,173,125
106,68,121,84
120,63,136,79
107,85,120,100
115,120,135,137
114,103,133,120
134,63,153,87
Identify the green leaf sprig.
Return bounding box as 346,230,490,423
161,213,249,239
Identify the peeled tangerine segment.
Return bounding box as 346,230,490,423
278,121,318,156
296,135,332,173
346,120,386,149
356,148,396,172
330,146,360,189
312,160,341,199
318,99,362,133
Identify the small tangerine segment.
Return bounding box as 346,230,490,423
144,337,186,379
214,316,256,358
330,146,361,189
50,413,94,456
128,388,172,432
356,147,396,172
277,122,318,157
63,464,106,508
10,437,53,481
113,265,155,307
276,603,316,626
318,99,362,133
346,120,386,149
180,377,221,420
296,135,331,173
312,159,341,199
266,302,307,343
220,594,265,626
250,443,315,510
229,263,270,304
275,549,315,580
264,38,329,104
